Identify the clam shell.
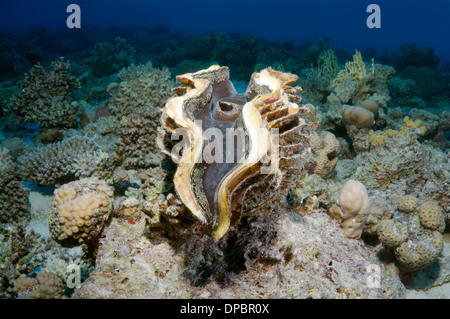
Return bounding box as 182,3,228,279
159,65,311,240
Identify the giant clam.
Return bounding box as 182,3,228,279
158,65,312,240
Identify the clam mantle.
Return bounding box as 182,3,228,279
158,65,312,240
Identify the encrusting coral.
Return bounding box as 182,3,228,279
372,192,446,273
377,219,409,248
397,195,419,213
6,57,80,129
48,177,114,248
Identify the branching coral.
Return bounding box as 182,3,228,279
87,37,136,77
305,49,341,82
333,51,369,87
22,136,108,185
14,271,65,299
6,57,80,129
111,109,164,169
107,63,175,118
0,148,30,225
328,51,393,107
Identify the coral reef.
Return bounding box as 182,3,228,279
1,25,449,300
111,109,164,169
305,131,339,178
378,212,444,273
48,177,114,248
327,51,394,108
107,63,175,118
14,271,65,299
6,57,80,129
0,225,51,298
0,148,30,225
86,37,136,77
22,136,109,185
73,209,405,299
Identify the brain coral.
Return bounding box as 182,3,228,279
22,136,104,185
6,57,80,129
158,65,312,240
418,201,446,233
49,177,114,248
377,219,409,248
397,195,418,213
107,63,175,118
395,231,443,272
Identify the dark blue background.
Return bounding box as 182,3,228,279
1,0,449,63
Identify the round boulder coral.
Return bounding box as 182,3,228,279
418,201,446,233
49,177,114,248
395,231,443,272
397,195,418,213
361,99,379,116
377,219,409,248
342,105,374,129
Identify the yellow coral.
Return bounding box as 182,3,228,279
378,219,409,248
369,130,387,147
401,116,427,135
369,116,427,148
398,195,419,213
333,51,369,86
419,201,446,233
49,177,114,247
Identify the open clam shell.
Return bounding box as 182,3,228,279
158,65,311,240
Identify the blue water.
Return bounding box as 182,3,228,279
1,0,449,65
